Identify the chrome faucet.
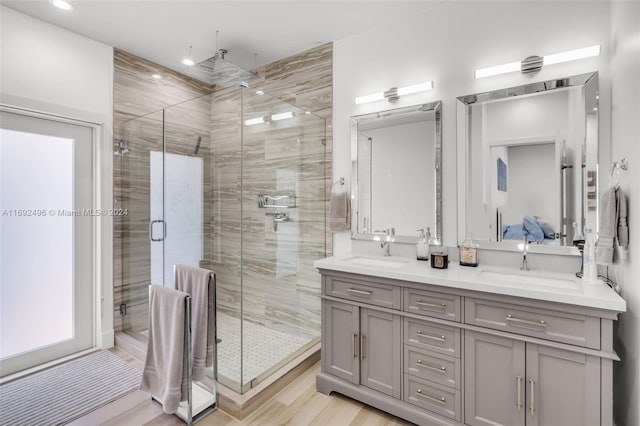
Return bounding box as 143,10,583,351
520,233,530,271
381,228,395,256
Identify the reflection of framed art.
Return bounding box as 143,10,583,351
497,158,507,192
587,170,597,209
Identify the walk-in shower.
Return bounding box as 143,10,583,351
117,85,327,394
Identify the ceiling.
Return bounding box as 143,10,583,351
1,1,433,75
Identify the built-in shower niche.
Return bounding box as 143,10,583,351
118,87,327,394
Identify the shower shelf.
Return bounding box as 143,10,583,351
257,194,296,209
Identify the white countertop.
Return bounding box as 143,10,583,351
315,254,626,312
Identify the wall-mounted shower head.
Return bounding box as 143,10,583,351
115,139,129,155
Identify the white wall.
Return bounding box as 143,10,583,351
333,1,611,254
504,143,556,227
0,7,115,348
610,2,640,425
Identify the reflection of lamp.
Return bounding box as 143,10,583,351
355,81,434,105
475,45,600,79
271,111,294,121
244,111,295,126
244,116,266,126
182,45,195,67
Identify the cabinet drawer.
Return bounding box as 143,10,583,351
404,317,461,358
465,298,600,349
325,275,400,309
404,346,460,389
404,373,461,421
404,288,461,322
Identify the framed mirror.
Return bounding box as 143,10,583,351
456,72,598,254
351,101,442,244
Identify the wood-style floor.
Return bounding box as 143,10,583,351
74,347,413,426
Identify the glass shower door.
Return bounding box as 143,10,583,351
162,95,210,281
119,110,165,334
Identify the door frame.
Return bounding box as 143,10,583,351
0,104,107,381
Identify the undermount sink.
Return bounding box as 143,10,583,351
344,256,410,269
476,266,580,291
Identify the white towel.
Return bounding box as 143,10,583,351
597,187,628,265
140,285,189,414
174,264,214,382
328,191,350,233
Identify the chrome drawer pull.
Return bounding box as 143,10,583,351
416,359,447,374
516,376,523,411
529,378,535,415
352,334,357,358
416,389,446,405
347,288,372,296
505,314,547,328
416,300,447,310
416,330,446,342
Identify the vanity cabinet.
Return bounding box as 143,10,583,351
464,331,600,426
317,267,622,426
323,299,402,398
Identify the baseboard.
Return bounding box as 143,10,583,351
100,330,115,349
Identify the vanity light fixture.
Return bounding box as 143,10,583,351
271,111,294,121
50,0,73,10
354,81,434,105
475,45,601,79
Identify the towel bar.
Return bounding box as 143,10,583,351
147,271,218,425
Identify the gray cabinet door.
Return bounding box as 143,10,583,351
323,300,359,385
465,331,526,426
360,308,401,398
526,344,600,426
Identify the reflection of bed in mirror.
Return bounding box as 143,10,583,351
501,215,559,245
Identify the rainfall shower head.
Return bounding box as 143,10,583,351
181,48,258,87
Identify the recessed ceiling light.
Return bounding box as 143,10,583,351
151,74,162,80
50,0,74,10
182,58,195,67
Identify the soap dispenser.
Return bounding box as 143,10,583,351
416,228,430,261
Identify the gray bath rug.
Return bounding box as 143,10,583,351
0,350,142,425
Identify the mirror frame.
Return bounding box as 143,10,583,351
456,72,599,255
350,101,442,244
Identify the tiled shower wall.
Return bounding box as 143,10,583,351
113,44,333,334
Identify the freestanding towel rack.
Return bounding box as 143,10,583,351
148,272,218,425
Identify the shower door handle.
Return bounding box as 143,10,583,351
149,220,166,242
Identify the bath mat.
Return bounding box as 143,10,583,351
0,350,142,426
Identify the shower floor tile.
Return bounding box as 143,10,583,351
216,313,314,387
